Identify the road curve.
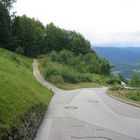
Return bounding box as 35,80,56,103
33,60,140,140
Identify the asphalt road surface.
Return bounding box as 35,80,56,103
33,60,140,140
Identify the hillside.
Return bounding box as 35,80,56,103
93,47,140,78
0,48,53,139
38,50,120,90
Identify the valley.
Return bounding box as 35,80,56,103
94,47,140,78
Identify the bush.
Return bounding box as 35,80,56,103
44,64,61,79
105,76,121,85
49,51,58,62
78,73,93,82
37,54,47,59
58,50,74,64
109,85,124,91
62,68,80,83
62,68,92,83
46,50,111,76
15,47,24,55
47,75,64,83
130,73,140,87
10,54,20,65
127,91,140,101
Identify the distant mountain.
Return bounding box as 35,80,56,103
122,47,140,55
93,47,140,78
93,47,140,64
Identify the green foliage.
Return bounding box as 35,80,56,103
78,73,93,82
109,85,124,91
62,68,80,83
0,48,53,138
130,72,140,87
62,68,92,83
44,63,61,78
117,74,128,84
1,0,16,9
4,18,93,58
99,59,111,75
0,2,11,48
48,51,58,62
43,23,91,55
39,50,111,85
47,75,64,83
57,50,74,64
11,15,45,57
44,61,93,84
127,90,140,101
15,46,24,54
108,88,140,104
48,50,111,75
105,76,121,85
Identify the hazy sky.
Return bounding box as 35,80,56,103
14,0,140,46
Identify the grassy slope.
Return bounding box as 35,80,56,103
108,88,140,105
38,57,107,90
55,82,101,90
0,48,53,137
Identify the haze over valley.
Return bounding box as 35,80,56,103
94,46,140,78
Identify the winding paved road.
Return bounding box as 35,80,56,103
33,60,140,140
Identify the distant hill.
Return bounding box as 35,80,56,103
122,47,140,55
93,47,140,64
93,47,140,78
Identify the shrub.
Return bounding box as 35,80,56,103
62,68,80,83
58,50,74,64
49,51,58,62
47,75,64,83
37,54,47,59
78,73,93,82
109,85,124,91
46,50,111,76
10,54,20,65
43,57,94,84
44,64,61,79
130,73,140,87
61,68,92,83
105,76,121,85
15,47,24,55
127,91,140,101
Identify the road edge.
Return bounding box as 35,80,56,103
105,89,140,108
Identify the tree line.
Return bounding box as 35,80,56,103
0,0,91,57
0,0,111,75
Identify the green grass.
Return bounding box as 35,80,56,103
55,82,101,90
38,57,108,90
108,86,140,105
0,48,53,137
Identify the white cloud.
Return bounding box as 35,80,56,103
14,0,140,45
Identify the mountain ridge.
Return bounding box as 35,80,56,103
93,46,140,78
93,47,140,64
